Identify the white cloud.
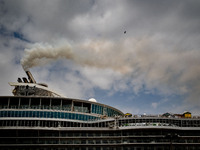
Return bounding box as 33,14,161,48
1,0,200,114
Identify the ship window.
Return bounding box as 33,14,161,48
41,98,50,109
74,101,82,106
53,112,58,118
102,140,108,144
74,102,82,112
98,105,103,115
20,98,30,109
83,103,91,113
71,113,75,119
62,99,72,111
88,133,93,137
75,113,79,120
60,131,67,137
96,140,101,144
88,140,94,144
61,112,65,119
74,147,80,150
91,104,103,115
9,97,19,108
39,111,43,118
0,98,8,108
81,140,86,144
35,111,39,118
84,115,88,121
51,99,61,110
81,132,87,137
46,112,50,118
30,98,40,109
78,115,82,121
74,140,80,144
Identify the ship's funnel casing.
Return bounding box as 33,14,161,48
26,71,36,83
17,78,22,83
22,77,28,83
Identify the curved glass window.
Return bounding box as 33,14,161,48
0,110,100,121
92,105,122,117
92,104,103,115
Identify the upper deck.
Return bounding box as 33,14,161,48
0,96,124,121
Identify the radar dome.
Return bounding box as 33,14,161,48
88,98,97,102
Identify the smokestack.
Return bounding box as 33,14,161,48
22,77,28,83
26,71,36,83
17,78,22,83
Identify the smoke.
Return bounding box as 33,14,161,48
21,43,74,71
21,38,200,106
21,40,133,73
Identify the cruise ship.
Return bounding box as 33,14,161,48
0,70,200,150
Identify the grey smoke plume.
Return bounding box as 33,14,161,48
21,40,133,73
21,43,74,71
21,38,200,106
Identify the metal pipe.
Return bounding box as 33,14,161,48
26,71,36,83
22,77,28,83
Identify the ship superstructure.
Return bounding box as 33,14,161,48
0,70,200,150
9,70,64,97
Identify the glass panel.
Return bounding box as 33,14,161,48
30,98,40,109
9,97,19,108
20,98,30,109
0,98,8,108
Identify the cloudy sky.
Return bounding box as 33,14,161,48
1,0,200,115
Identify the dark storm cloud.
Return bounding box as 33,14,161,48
0,0,95,42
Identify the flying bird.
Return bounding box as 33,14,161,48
124,31,126,34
